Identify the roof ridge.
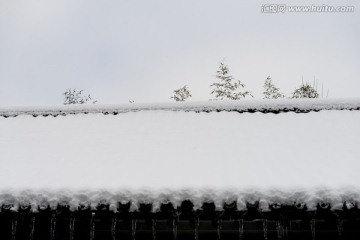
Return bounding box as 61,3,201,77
1,98,360,117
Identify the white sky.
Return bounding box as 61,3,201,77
0,0,359,106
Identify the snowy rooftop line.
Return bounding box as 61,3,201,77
1,98,360,117
0,188,359,212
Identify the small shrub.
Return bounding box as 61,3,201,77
63,89,97,105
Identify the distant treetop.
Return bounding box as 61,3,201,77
263,76,285,99
210,61,252,100
63,88,97,105
292,82,319,99
171,85,192,101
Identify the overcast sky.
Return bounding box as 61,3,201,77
0,0,359,106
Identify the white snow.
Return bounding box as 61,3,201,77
0,99,360,212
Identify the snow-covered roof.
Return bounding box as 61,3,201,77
1,99,360,212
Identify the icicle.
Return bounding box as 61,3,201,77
90,212,95,240
217,219,222,240
238,219,243,240
172,218,177,240
337,219,343,238
194,216,199,240
131,218,137,240
263,219,268,240
29,216,35,240
152,219,156,240
288,221,292,232
310,219,315,240
111,218,116,240
50,215,56,240
11,216,17,240
276,221,284,240
69,217,75,240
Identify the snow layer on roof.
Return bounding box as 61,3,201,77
1,98,360,117
1,100,360,212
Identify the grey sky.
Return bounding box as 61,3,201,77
0,0,359,106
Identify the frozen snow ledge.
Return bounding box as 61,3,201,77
1,98,360,117
1,187,359,213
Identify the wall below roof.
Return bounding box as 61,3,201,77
1,201,360,240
